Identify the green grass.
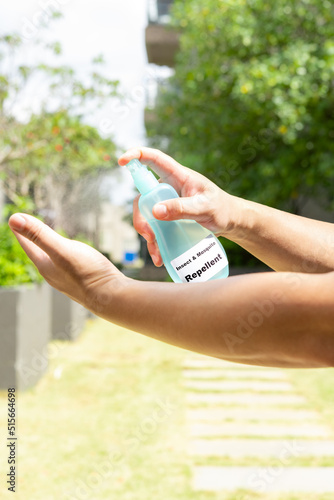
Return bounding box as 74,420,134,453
0,318,334,500
286,367,334,433
0,319,192,499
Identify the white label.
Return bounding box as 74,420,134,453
171,235,228,283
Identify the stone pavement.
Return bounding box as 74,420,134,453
182,355,334,495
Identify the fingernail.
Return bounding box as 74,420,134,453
154,204,167,218
152,255,160,266
9,214,26,232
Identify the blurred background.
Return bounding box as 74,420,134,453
1,0,334,281
1,1,334,499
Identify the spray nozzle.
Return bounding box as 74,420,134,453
126,159,146,175
126,159,159,195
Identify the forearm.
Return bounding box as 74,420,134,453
8,211,334,370
119,147,334,273
96,271,334,369
225,196,334,273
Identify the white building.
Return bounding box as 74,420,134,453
86,202,140,265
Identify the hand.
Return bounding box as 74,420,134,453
119,147,236,266
8,214,127,314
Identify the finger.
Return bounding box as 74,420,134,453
8,214,66,260
132,195,163,266
147,240,163,267
133,196,156,243
132,196,162,265
119,147,189,188
12,230,53,274
152,194,208,221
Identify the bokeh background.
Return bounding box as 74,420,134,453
1,1,334,499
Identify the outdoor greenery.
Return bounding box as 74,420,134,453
148,0,334,214
0,318,333,499
0,28,118,235
0,220,42,287
0,21,121,287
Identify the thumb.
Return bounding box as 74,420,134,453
152,194,208,221
9,213,65,260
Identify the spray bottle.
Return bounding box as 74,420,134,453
126,159,229,283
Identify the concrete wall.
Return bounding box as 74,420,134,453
0,283,51,390
51,287,87,341
0,283,90,390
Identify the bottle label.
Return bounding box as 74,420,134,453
170,234,228,283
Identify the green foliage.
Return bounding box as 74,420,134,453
219,237,265,269
0,30,119,233
6,108,117,183
148,0,334,213
0,219,43,287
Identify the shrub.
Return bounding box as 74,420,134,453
149,0,334,213
0,221,43,287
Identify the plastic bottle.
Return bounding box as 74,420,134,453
126,159,229,283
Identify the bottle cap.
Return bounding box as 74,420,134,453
126,159,159,195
